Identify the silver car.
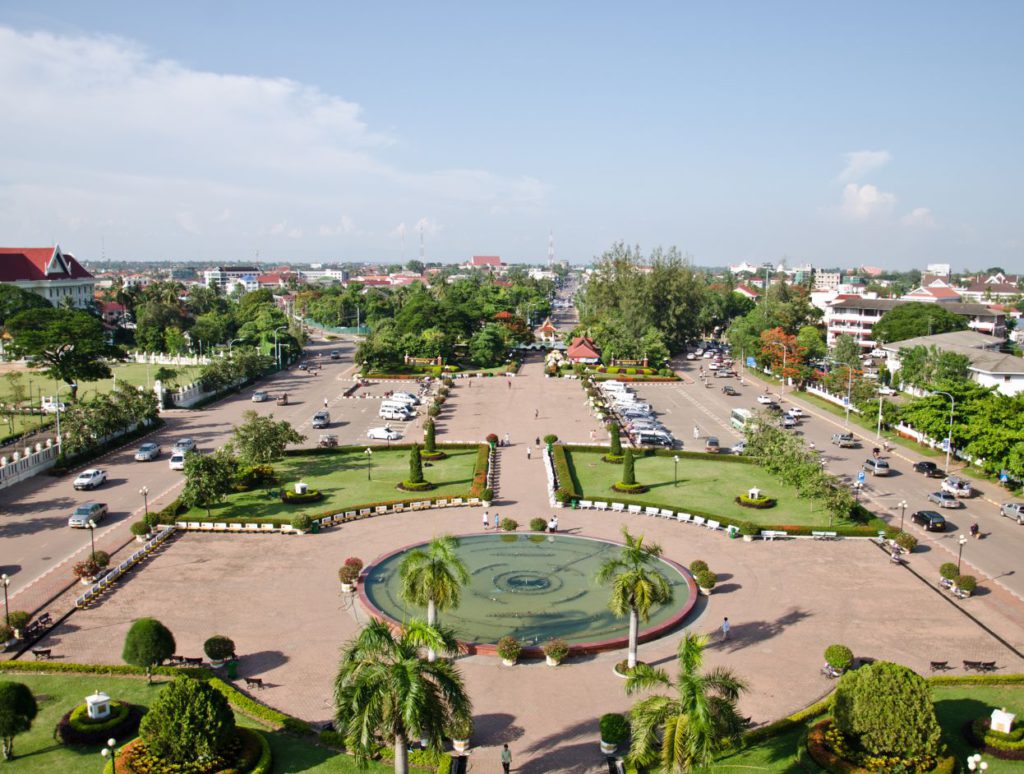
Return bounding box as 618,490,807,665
1000,502,1024,525
134,442,162,461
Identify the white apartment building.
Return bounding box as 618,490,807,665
882,330,1024,396
825,298,1007,349
813,270,841,292
202,266,260,293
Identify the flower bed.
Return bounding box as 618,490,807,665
280,489,324,504
56,700,143,746
736,494,777,509
968,717,1024,760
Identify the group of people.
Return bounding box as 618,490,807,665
481,511,558,532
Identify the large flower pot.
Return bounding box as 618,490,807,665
600,741,618,755
742,535,754,543
80,577,96,586
340,582,355,593
501,657,517,667
209,658,226,668
452,739,469,753
545,655,561,667
482,501,492,508
699,586,713,596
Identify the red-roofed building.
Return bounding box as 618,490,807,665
463,255,506,272
567,336,602,364
0,245,96,308
534,317,559,344
734,284,760,301
257,273,287,288
902,279,962,303
98,300,126,325
493,311,514,320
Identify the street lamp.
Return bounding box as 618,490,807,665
957,533,968,575
898,499,908,534
673,455,680,487
273,325,288,370
140,486,149,516
967,753,989,771
228,337,244,354
931,390,956,476
365,448,372,480
853,481,862,503
87,519,97,559
101,738,118,773
1,574,9,626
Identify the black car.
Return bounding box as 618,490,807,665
910,510,947,531
914,460,941,477
721,385,739,396
764,402,782,414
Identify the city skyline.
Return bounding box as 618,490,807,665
1,2,1022,270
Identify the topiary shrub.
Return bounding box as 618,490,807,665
555,488,571,504
530,518,547,532
739,521,760,536
55,700,142,746
831,661,943,764
824,644,854,672
497,636,522,663
600,713,630,745
91,551,110,568
955,575,977,593
344,557,364,574
0,681,38,759
543,638,569,663
609,423,623,456
290,514,313,532
138,677,236,765
6,612,30,634
408,443,425,484
427,405,440,417
939,562,959,581
281,488,324,504
543,434,558,445
895,532,918,552
130,520,150,537
122,618,176,683
695,570,717,590
486,433,499,445
689,560,708,576
500,518,519,532
204,635,236,662
736,494,777,509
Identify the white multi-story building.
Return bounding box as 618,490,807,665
202,266,260,293
813,270,841,291
0,245,96,308
883,330,1024,396
825,298,1007,349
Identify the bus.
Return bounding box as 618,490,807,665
730,408,754,431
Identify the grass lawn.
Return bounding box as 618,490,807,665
0,414,56,443
180,447,480,522
0,362,205,405
566,449,836,527
0,672,389,773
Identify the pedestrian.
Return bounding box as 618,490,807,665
323,398,328,408
722,617,730,640
589,429,595,441
535,437,540,447
493,512,500,529
693,426,700,440
501,744,511,773
527,446,532,460
507,380,511,390
534,408,539,419
548,515,558,532
504,432,510,446
483,511,489,530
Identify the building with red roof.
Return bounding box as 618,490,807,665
734,283,760,300
0,245,96,308
534,317,559,344
567,336,602,364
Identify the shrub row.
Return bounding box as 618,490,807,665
970,718,1024,758
56,701,143,746
207,677,312,734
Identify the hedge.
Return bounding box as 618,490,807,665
56,701,143,746
102,727,271,774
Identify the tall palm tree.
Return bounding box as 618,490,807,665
596,526,674,670
334,618,471,774
624,632,748,772
398,535,470,662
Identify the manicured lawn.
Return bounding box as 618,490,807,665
0,413,56,442
0,672,388,773
0,362,205,405
705,725,815,772
566,449,834,527
180,447,480,522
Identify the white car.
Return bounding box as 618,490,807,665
391,392,421,405
173,438,197,453
73,469,107,490
134,442,162,461
787,407,805,418
731,440,747,455
686,353,696,361
367,426,402,441
251,390,270,402
878,385,897,396
756,394,774,405
169,451,188,471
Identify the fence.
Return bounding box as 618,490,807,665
0,439,62,490
806,383,862,414
128,352,211,366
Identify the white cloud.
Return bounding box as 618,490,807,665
838,150,892,182
839,183,896,221
901,207,936,228
319,215,357,236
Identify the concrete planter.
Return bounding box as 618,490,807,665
482,500,492,508
742,535,754,543
699,586,713,596
600,741,618,755
340,582,356,593
545,655,562,667
501,657,517,667
80,577,96,586
452,739,469,754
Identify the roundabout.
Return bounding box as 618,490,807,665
359,533,698,655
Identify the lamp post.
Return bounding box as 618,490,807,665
228,337,243,354
931,390,955,476
957,533,968,575
967,753,989,771
273,325,288,370
101,738,118,773
365,448,372,480
844,363,854,427
898,499,908,534
1,573,9,626
876,394,884,439
673,455,680,487
140,486,149,516
87,519,97,559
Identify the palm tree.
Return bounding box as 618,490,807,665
398,535,470,662
596,526,673,670
625,632,748,772
334,618,471,774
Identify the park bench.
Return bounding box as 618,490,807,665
692,516,706,527
979,661,997,672
344,510,357,519
705,520,721,530
182,656,203,666
259,523,276,532
676,512,692,523
244,677,264,690
644,507,660,517
659,509,674,518
175,521,188,529
359,508,372,517
963,660,984,672
762,530,789,541
214,523,228,531
627,505,642,515
436,499,448,508
376,506,388,515
31,648,52,660
929,661,950,671
594,501,609,510
187,522,201,530
200,522,214,531
812,531,839,540
579,500,594,509
467,497,480,505
244,523,259,532
228,523,243,532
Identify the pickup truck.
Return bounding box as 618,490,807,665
831,433,858,448
941,476,973,498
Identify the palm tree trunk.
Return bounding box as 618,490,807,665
394,736,408,774
427,598,437,662
627,608,639,668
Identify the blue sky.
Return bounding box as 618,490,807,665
1,2,1022,269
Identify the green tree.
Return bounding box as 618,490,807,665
872,302,967,344
181,450,236,518
408,443,425,484
334,619,472,774
796,325,827,360
139,677,236,765
5,308,122,398
832,661,943,761
2,372,26,407
621,448,636,486
122,617,176,683
625,632,747,772
596,527,673,669
230,410,305,466
398,535,470,662
423,418,436,453
831,333,862,367
609,423,623,456
0,681,38,760
0,285,50,328
469,324,508,368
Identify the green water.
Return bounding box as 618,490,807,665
362,534,691,647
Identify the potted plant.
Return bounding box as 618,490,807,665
497,636,522,666
739,521,759,542
204,635,236,667
344,557,364,575
500,518,519,532
695,570,717,595
449,716,473,753
482,488,494,508
339,563,360,592
6,612,30,640
824,644,854,674
543,638,569,667
486,433,499,448
73,559,102,585
530,517,548,532
599,713,629,755
689,559,709,576
939,562,958,587
0,624,14,650
131,520,150,542
894,531,918,553
291,514,313,534
543,434,558,447
954,575,977,597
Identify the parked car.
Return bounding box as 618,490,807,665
913,461,942,477
330,350,341,360
367,426,402,441
721,385,739,396
704,437,721,453
763,402,782,415
910,510,947,531
878,385,897,396
831,433,858,448
999,502,1024,524
73,469,107,490
251,390,270,402
173,438,197,453
927,491,962,509
312,410,331,429
380,405,413,421
941,476,973,498
863,458,891,476
391,392,421,405
756,394,774,405
134,442,162,462
686,353,696,360
731,440,747,455
715,369,735,378
636,432,674,447
68,501,108,528
779,415,797,429
787,406,805,418
169,451,188,470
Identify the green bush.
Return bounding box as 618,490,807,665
481,487,494,502
939,562,959,580
555,488,572,504
500,518,519,532
825,644,854,671
739,520,760,536
344,557,364,573
497,636,521,662
609,423,622,456
544,639,569,662
139,677,236,764
338,564,360,584
57,701,142,746
281,488,324,504
600,713,630,745
895,531,918,552
130,520,150,537
204,635,235,662
122,618,176,681
530,518,548,532
408,443,425,484
695,570,717,589
0,681,38,759
621,449,636,486
91,551,110,568
955,575,977,593
234,464,277,491
291,514,313,531
543,434,558,445
0,625,12,642
689,560,709,575
6,611,30,632
736,494,777,508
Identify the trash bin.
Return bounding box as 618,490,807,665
728,525,739,539
311,521,320,534
571,500,578,509
226,660,238,679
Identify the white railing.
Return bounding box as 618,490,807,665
129,352,211,366
0,439,62,490
805,383,862,413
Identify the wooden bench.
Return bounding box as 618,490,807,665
929,660,950,671
31,648,52,660
812,531,839,540
762,530,789,541
244,677,265,690
705,520,721,530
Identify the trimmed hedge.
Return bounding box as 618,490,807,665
56,701,143,746
280,489,324,504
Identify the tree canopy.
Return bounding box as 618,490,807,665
0,285,50,328
181,450,236,518
872,302,967,344
122,617,176,682
0,681,38,760
229,411,305,466
139,677,236,765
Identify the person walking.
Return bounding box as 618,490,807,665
526,446,532,460
323,398,328,408
693,425,700,440
501,744,511,773
504,432,510,446
721,617,730,640
534,408,539,419
482,511,489,530
493,512,500,530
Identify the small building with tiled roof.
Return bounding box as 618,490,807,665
734,283,760,300
534,317,559,344
882,330,1024,396
566,336,601,364
0,244,96,308
902,282,962,303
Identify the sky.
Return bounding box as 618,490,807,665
0,2,1022,270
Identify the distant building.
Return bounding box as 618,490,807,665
882,330,1024,396
813,271,841,292
957,272,1021,303
463,255,505,272
925,263,952,278
825,298,1006,349
0,245,96,308
733,284,760,301
203,266,260,293
534,317,559,344
901,277,962,303
566,336,601,364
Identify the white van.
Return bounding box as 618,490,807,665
602,382,630,393
381,399,416,414
391,392,421,405
380,405,413,421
